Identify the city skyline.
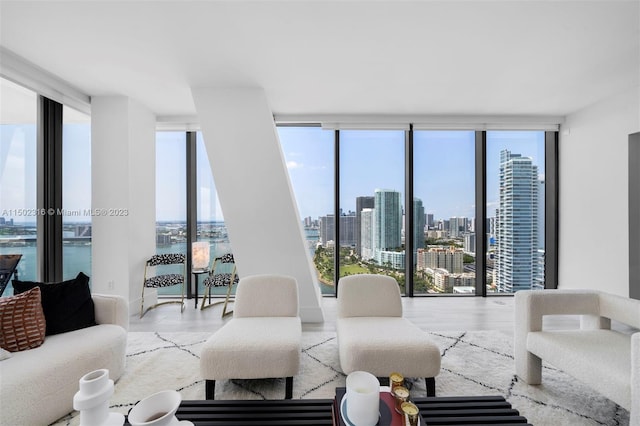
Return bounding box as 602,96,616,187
280,128,545,222
2,126,545,224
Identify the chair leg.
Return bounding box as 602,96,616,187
180,281,185,313
140,285,146,318
221,283,235,317
206,380,215,400
425,377,436,397
200,286,210,310
285,377,293,399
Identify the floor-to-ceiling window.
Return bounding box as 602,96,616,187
62,106,92,280
278,126,335,294
0,78,38,292
0,77,95,291
278,124,555,297
153,131,235,300
413,131,476,294
155,131,187,295
339,130,406,294
486,130,546,294
195,132,235,297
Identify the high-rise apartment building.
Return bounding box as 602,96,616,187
360,208,374,260
495,149,539,293
414,198,425,250
374,189,402,251
340,214,357,247
449,216,468,238
319,213,356,246
416,247,464,273
319,214,334,245
355,196,374,255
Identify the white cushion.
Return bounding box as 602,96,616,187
233,274,299,318
337,274,402,318
337,317,441,378
527,329,631,410
201,317,301,380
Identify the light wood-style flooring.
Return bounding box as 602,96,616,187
130,295,609,338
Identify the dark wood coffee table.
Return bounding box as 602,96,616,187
167,390,532,425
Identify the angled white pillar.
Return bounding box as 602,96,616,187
91,96,156,314
191,87,324,323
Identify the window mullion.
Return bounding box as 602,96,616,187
334,130,340,296
37,96,63,282
186,131,197,299
475,131,487,296
405,126,414,296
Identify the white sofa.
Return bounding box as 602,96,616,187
514,289,640,426
0,294,129,426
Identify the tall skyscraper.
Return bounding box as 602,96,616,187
449,216,468,238
319,213,356,246
360,208,374,260
355,196,375,255
495,149,539,293
340,213,357,247
374,189,402,251
414,198,425,250
319,214,334,245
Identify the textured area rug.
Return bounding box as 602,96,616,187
52,330,629,426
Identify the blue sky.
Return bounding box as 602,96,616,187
1,122,93,223
280,127,545,221
1,124,544,224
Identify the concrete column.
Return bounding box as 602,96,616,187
91,96,156,314
191,87,324,323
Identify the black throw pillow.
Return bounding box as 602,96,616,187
12,272,96,336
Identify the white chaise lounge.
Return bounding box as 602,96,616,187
336,274,441,396
200,274,301,399
514,289,640,426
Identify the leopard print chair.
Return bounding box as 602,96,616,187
140,253,186,318
200,253,238,317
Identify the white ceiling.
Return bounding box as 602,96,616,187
0,0,638,122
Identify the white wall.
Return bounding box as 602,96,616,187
559,87,640,296
191,87,324,323
91,96,156,313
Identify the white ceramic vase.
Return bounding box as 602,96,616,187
73,369,124,426
128,390,182,426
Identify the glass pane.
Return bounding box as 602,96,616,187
0,78,38,295
278,126,335,294
414,131,476,294
62,106,92,280
195,132,235,298
339,130,405,294
155,132,186,295
487,131,545,293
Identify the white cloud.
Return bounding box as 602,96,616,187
287,161,303,170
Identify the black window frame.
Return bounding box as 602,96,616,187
279,125,559,297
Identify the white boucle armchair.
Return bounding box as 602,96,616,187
514,289,640,426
